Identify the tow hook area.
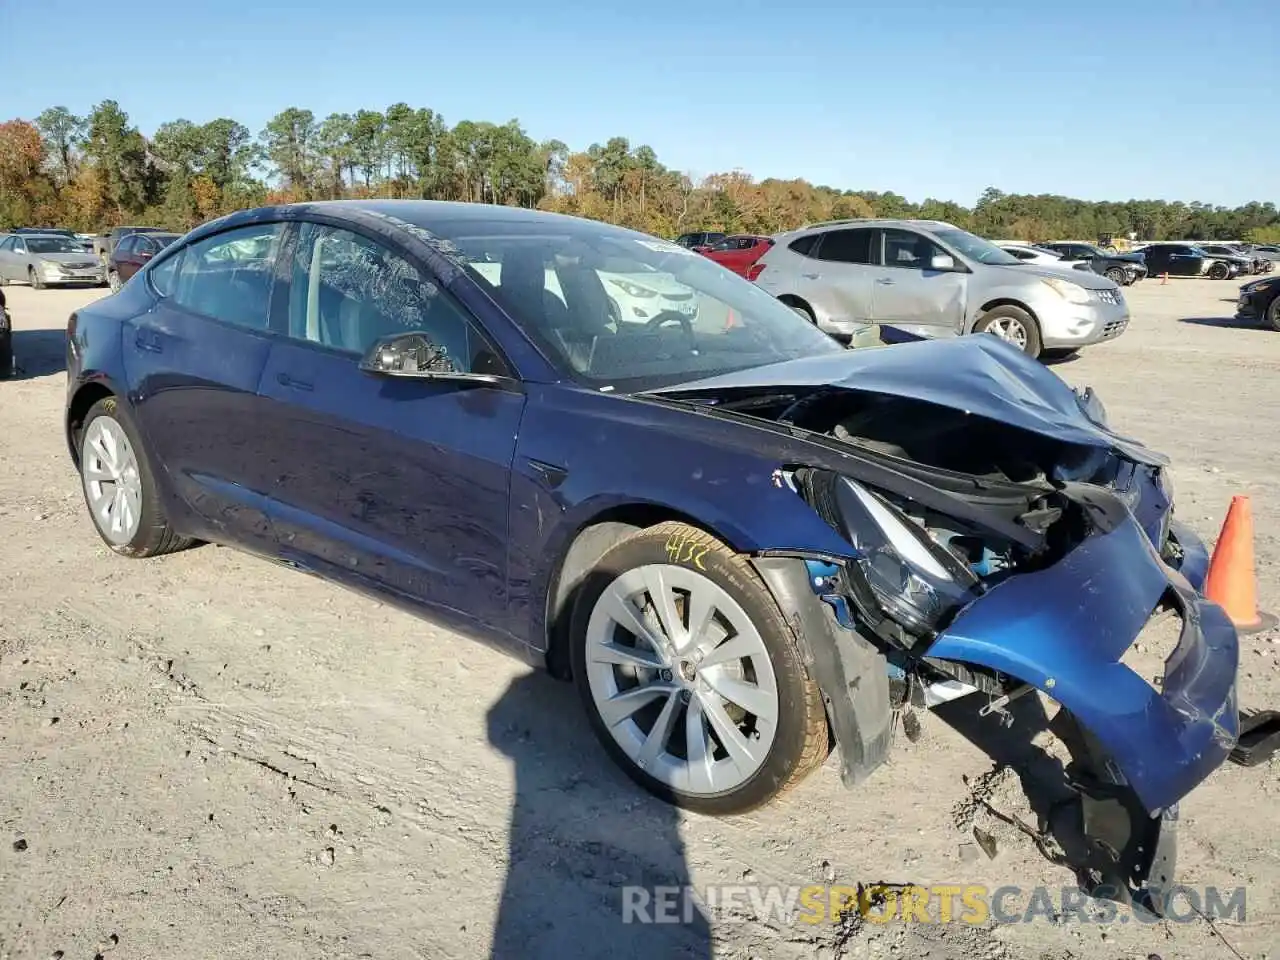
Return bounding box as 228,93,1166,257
1230,709,1280,766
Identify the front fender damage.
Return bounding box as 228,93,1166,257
751,556,894,786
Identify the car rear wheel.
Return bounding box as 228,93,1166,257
1208,262,1230,280
974,304,1043,358
29,267,45,290
78,397,193,557
570,521,828,815
1105,267,1127,285
108,270,121,293
781,298,816,323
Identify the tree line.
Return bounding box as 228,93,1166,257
2,100,1278,245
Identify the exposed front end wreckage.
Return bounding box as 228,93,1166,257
654,335,1264,907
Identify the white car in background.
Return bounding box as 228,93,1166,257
995,242,1092,273
469,256,699,326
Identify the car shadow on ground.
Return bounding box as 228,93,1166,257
5,329,68,380
486,671,712,959
1178,316,1261,330
934,696,1127,901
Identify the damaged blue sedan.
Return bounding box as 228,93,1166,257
65,202,1244,904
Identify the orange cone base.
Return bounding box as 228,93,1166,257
1233,609,1278,635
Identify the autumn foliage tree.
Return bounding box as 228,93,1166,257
1,100,1278,245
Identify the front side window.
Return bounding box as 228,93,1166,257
170,222,283,330
882,229,945,269
148,249,183,297
116,236,137,256
815,229,874,264
442,217,842,390
286,223,501,376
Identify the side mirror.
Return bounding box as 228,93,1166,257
929,253,956,271
358,331,507,385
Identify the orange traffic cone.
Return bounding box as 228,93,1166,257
1161,272,1169,285
724,308,738,330
1204,496,1277,634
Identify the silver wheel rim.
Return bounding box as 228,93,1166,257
109,272,120,292
584,563,779,795
81,416,143,544
985,316,1028,349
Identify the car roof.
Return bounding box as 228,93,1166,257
9,232,71,240
790,218,960,234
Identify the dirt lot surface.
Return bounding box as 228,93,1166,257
2,277,1278,960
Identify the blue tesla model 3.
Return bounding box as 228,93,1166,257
63,201,1241,900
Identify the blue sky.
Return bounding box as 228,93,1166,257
5,0,1277,207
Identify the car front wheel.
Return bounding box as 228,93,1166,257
1105,267,1127,285
1266,295,1280,332
571,522,828,815
78,397,193,557
974,304,1043,358
1208,262,1230,280
108,270,121,293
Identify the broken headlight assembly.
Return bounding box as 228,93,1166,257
796,469,987,637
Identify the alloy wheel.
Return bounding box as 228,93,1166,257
583,563,779,796
81,415,144,545
984,316,1028,350
108,271,121,293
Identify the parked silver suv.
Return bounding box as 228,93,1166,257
752,219,1129,358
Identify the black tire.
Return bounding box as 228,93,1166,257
1207,262,1230,280
77,396,194,558
1265,294,1280,333
570,521,828,815
783,298,816,323
0,332,12,379
29,267,45,290
1104,267,1127,285
1042,347,1081,362
973,304,1043,359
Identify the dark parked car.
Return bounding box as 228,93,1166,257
674,231,727,252
0,287,10,377
1198,244,1263,275
1038,242,1148,285
1137,243,1240,279
1236,274,1280,330
699,234,774,278
64,201,1249,903
107,231,181,291
92,225,172,264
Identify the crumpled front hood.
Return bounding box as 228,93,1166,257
652,334,1166,465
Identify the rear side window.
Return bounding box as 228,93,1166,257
815,229,874,264
149,250,183,297
170,222,284,330
788,234,818,257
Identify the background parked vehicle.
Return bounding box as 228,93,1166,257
674,231,727,252
1138,243,1241,279
751,218,1128,358
995,242,1097,274
92,226,171,264
107,231,181,291
699,235,774,278
0,287,10,378
0,233,107,288
1199,243,1266,275
1236,274,1280,330
1038,241,1148,286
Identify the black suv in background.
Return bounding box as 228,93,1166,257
1039,241,1148,285
1138,243,1242,280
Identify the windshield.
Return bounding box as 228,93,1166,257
27,237,82,254
438,217,845,390
932,227,1021,265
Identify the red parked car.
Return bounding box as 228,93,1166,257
699,235,774,279
107,231,181,291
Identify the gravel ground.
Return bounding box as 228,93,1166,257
2,276,1278,960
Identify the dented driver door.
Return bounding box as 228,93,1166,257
869,228,967,338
